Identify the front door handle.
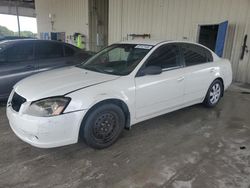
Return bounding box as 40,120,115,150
177,76,185,82
25,65,35,69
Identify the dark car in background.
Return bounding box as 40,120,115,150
0,36,34,42
0,39,93,100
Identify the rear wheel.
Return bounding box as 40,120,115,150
203,79,223,107
80,103,125,149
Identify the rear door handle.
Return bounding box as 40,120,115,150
210,68,216,73
177,76,185,82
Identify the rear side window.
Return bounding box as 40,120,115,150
6,43,34,63
64,45,76,56
146,44,181,70
180,43,213,66
205,49,213,62
36,42,63,59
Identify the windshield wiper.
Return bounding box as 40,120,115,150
82,65,108,74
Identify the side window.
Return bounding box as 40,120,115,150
146,44,180,70
6,43,34,63
36,42,63,59
181,44,210,66
64,45,76,56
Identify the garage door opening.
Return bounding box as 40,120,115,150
0,14,37,38
198,25,219,52
198,21,228,57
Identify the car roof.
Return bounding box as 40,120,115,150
0,39,80,50
0,39,36,44
0,39,69,45
117,39,219,59
118,39,167,46
118,39,212,46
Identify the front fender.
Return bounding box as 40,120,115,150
63,78,136,124
66,89,129,110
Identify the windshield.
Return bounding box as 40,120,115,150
78,44,153,76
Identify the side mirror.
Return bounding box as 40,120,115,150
142,66,162,75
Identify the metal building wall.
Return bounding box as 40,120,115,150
89,0,109,52
109,0,250,82
35,0,89,46
0,6,35,17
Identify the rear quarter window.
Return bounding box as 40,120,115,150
64,45,77,56
205,48,213,62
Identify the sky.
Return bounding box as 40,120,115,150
0,14,37,33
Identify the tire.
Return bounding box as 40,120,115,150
203,79,223,107
80,103,125,149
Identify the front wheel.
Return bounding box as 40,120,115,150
203,80,223,107
80,103,125,149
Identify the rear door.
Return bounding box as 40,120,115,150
35,41,68,72
0,41,37,99
179,43,215,104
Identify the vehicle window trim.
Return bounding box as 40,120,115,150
162,65,183,72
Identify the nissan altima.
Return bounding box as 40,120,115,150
6,40,232,149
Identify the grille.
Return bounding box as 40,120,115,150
11,92,26,112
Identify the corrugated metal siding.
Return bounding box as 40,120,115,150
35,0,89,47
35,0,250,83
109,0,250,82
236,4,250,84
89,0,109,51
0,6,36,17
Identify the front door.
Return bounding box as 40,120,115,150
135,44,185,120
0,42,37,99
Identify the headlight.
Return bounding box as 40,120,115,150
26,97,71,117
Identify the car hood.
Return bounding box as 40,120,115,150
14,66,120,101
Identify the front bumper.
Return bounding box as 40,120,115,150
6,106,86,148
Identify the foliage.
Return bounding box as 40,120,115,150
0,25,14,36
0,25,36,38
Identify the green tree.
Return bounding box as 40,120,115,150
0,25,37,38
0,25,14,36
14,31,36,37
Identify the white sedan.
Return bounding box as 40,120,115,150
6,40,232,149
